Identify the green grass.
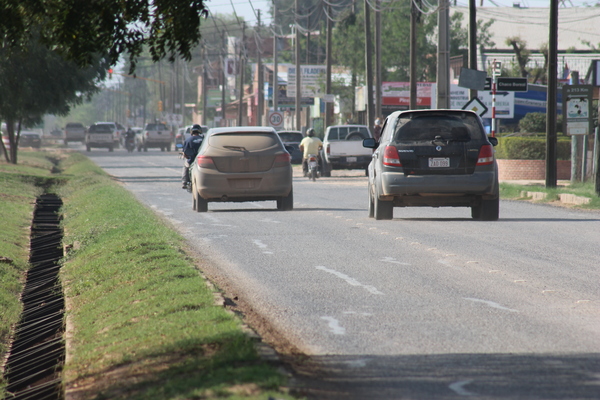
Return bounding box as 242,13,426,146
500,181,600,209
1,150,298,400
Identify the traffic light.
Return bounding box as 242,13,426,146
108,68,113,79
157,100,163,112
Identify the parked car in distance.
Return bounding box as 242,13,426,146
190,126,293,212
363,109,499,221
322,124,373,176
276,130,303,164
137,122,172,152
175,125,208,148
19,131,42,148
63,122,86,144
86,123,116,151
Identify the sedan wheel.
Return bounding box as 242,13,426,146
277,188,294,211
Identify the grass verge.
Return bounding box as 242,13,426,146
500,181,600,209
1,150,298,400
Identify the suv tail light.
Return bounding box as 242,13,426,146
274,152,291,167
196,155,215,169
383,146,402,167
476,144,494,166
326,144,330,155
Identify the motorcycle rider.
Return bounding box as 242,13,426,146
124,127,136,150
181,124,204,189
299,128,323,177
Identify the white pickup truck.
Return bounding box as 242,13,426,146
321,125,373,176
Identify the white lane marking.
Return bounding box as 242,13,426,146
315,266,384,295
249,202,266,208
343,359,369,368
449,380,476,396
253,239,273,254
464,297,519,313
438,259,461,270
258,218,281,224
321,316,346,335
343,311,373,316
380,257,410,266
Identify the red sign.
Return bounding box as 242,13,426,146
381,82,433,107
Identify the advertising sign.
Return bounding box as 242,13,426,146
287,65,326,98
381,82,434,107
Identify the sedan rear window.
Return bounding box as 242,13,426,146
278,132,303,142
395,114,483,142
209,133,281,152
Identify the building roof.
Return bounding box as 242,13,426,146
452,6,600,51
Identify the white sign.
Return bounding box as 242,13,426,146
287,65,326,98
165,113,183,125
440,84,514,119
268,111,284,128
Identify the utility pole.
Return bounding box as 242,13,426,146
364,0,374,130
325,3,333,128
221,32,227,126
202,44,208,125
469,0,478,100
375,0,382,118
436,0,450,108
546,0,558,188
295,0,302,131
238,22,246,126
257,10,264,126
410,0,418,109
272,0,279,112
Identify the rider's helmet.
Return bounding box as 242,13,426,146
191,124,202,134
307,128,315,137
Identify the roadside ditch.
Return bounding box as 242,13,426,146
3,193,65,400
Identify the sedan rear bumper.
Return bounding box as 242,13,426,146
195,167,292,201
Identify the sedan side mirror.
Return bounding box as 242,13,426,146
363,138,378,149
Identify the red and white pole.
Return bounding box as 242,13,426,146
491,79,496,137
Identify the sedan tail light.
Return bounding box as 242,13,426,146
273,152,291,167
383,145,402,167
476,144,494,166
196,155,216,169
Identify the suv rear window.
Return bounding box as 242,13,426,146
394,114,484,142
146,123,168,131
66,123,84,129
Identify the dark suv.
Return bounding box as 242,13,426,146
363,109,499,220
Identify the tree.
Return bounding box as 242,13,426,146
0,0,208,72
0,34,107,164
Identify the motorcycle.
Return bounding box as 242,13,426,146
125,135,135,152
307,154,319,181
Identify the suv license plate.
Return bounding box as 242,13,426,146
346,156,357,162
429,157,450,168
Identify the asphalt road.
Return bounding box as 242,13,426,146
83,146,600,400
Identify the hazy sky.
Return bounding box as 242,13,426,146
204,0,596,27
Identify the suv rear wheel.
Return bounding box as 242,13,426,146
374,185,393,220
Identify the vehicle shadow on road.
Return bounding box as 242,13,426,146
286,352,600,400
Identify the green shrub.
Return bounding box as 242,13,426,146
517,112,563,133
496,136,571,160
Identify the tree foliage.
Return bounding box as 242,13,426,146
0,34,108,163
0,0,209,72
